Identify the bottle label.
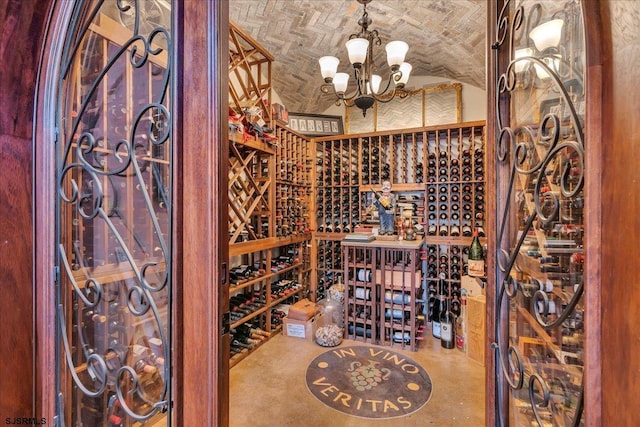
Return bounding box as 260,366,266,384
468,259,485,277
357,268,371,281
432,321,441,338
354,287,370,300
441,323,452,342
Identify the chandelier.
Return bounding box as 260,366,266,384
318,0,412,117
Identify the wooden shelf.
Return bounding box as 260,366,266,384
342,240,423,351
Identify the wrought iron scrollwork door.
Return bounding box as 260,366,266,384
492,0,585,425
55,1,173,425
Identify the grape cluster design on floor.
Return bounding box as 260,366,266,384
347,360,391,391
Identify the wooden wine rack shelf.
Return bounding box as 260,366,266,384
312,121,487,312
342,239,424,351
228,121,313,366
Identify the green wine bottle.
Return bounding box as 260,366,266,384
468,229,485,277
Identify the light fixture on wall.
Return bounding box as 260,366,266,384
318,0,411,117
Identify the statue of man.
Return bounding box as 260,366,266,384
372,180,396,235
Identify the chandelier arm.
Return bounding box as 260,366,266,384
373,70,403,98
371,89,399,104
320,82,362,103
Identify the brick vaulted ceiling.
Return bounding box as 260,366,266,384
229,0,487,114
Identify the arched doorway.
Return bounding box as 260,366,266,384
32,1,229,425
1,0,638,425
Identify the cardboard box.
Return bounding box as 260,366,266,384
283,315,319,340
272,103,288,124
462,275,485,297
287,298,320,321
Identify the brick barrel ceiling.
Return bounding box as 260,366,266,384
229,0,487,114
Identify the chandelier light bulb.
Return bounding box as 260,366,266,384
345,38,369,67
385,40,409,70
514,48,533,73
529,19,564,51
534,55,560,80
397,62,412,85
369,74,382,94
319,56,340,82
333,72,350,94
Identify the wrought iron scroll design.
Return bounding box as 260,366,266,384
493,1,585,426
56,0,172,424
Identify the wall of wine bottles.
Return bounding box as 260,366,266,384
312,122,486,317
228,122,313,367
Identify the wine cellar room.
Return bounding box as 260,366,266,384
225,1,490,425
6,0,640,426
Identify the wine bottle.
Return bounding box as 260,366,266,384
384,290,413,304
385,308,407,320
431,295,442,339
392,331,411,343
440,298,455,349
348,324,372,338
354,287,372,300
357,268,372,282
371,187,392,209
456,293,467,351
468,229,485,277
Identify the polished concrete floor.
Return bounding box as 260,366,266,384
230,333,485,427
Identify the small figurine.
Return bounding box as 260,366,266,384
401,209,417,241
370,180,396,235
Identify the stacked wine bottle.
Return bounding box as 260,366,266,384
425,146,485,238
274,126,312,238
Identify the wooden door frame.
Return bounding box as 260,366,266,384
485,0,604,425
33,1,230,425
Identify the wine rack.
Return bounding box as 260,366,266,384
229,21,273,125
315,238,343,301
275,124,312,237
228,121,312,367
312,122,486,327
424,244,466,324
228,239,310,367
425,126,485,239
228,132,274,244
342,240,423,350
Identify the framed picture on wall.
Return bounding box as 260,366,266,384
287,112,344,136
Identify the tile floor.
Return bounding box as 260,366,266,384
230,334,485,427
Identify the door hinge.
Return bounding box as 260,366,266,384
221,262,227,285
53,265,60,283
222,312,230,335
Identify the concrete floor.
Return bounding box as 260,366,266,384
230,334,485,427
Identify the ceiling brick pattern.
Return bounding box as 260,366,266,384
229,0,486,114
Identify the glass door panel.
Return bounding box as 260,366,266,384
56,1,173,425
493,1,586,425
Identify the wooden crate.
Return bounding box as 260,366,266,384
466,295,486,365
